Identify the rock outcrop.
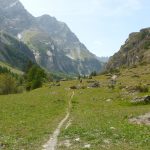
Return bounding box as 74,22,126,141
106,28,150,70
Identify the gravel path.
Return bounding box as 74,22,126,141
43,91,74,150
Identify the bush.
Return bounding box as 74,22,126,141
0,74,17,95
31,79,42,90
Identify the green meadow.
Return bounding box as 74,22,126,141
58,88,150,150
58,64,150,150
0,64,150,150
0,86,69,150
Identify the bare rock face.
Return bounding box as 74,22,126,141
106,28,150,70
0,0,35,35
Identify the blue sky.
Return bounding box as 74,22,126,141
19,0,150,57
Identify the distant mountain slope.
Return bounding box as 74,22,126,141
0,61,23,74
106,28,150,70
36,15,96,60
0,0,102,74
0,32,35,71
22,27,102,74
97,56,109,63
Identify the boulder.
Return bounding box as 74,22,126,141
70,85,86,90
129,112,150,125
144,95,150,103
87,80,96,83
61,78,67,81
88,81,100,88
70,86,78,89
131,95,150,104
56,83,60,86
111,75,117,80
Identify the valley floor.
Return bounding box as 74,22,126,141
0,64,150,150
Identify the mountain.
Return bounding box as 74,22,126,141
106,28,150,70
0,0,35,35
0,0,102,74
97,56,109,63
0,31,35,71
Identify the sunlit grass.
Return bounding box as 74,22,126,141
58,65,150,150
0,87,68,150
0,64,150,150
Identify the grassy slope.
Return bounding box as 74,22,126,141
58,64,150,150
0,86,69,150
0,64,150,150
0,61,23,75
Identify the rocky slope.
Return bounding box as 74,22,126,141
0,0,102,74
0,0,35,35
106,28,150,70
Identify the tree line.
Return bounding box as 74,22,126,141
0,62,47,95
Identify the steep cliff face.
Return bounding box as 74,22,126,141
36,15,94,60
0,0,102,74
106,28,150,70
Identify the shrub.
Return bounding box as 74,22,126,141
31,79,42,90
0,74,17,95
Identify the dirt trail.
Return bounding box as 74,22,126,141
43,91,74,150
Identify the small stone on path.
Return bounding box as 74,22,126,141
84,144,91,149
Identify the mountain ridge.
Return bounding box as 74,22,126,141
0,0,102,74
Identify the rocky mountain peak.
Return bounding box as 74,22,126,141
0,0,35,36
0,0,22,10
0,0,102,74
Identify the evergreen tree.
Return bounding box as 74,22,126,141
25,65,46,90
